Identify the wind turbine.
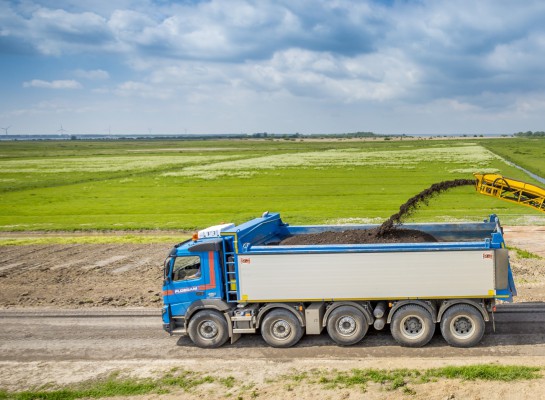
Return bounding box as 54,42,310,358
1,126,10,135
57,124,67,135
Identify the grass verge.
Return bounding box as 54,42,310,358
2,365,538,399
315,365,541,392
509,246,542,259
0,235,187,246
0,370,234,400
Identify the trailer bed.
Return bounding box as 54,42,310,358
237,249,504,302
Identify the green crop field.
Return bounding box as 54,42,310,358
0,138,544,232
481,138,545,179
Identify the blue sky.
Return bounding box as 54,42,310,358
1,0,545,135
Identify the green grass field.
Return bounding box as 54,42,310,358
481,138,545,179
1,138,544,232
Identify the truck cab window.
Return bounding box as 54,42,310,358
172,256,201,282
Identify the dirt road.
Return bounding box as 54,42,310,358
2,304,545,362
2,305,545,398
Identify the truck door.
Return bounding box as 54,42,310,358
164,251,222,317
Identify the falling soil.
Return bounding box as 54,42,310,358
280,178,475,245
376,179,475,236
279,228,437,245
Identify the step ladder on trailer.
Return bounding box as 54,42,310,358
474,173,545,213
222,237,239,302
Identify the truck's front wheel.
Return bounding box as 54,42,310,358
261,309,303,348
188,310,229,348
326,306,369,346
390,304,435,347
440,304,485,348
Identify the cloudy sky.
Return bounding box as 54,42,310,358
1,0,545,136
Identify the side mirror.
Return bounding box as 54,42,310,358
163,258,173,285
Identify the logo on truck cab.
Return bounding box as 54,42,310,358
482,252,493,259
240,257,251,264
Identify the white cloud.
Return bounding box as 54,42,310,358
23,79,83,89
115,81,172,99
73,69,109,80
242,48,420,102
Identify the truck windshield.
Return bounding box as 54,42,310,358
172,256,201,281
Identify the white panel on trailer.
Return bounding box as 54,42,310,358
237,250,495,301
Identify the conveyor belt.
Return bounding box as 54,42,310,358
474,173,545,213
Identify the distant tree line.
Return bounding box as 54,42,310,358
514,131,545,137
250,131,405,139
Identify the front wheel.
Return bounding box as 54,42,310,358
261,309,303,348
326,306,369,346
188,310,229,348
390,304,435,347
440,304,485,348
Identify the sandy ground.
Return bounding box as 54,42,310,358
0,226,544,308
0,226,544,399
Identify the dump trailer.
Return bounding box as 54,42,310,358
162,212,516,348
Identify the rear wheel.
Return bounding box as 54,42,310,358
188,310,229,348
440,304,485,348
261,309,303,348
390,304,435,347
326,306,369,346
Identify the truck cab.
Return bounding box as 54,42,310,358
162,225,234,335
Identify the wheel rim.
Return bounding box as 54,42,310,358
337,316,357,336
198,320,219,339
400,315,425,339
271,319,292,340
450,315,475,339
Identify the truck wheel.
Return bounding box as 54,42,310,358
261,309,303,348
440,304,485,348
326,306,369,346
188,310,229,348
390,304,435,347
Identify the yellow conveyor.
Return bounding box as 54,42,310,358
474,173,545,213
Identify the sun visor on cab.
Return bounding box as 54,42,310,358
188,238,224,252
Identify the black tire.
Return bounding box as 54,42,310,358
187,310,229,348
261,309,303,348
326,306,369,346
390,304,435,347
440,304,485,348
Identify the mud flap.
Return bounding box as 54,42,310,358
231,333,241,345
225,312,241,345
492,309,496,333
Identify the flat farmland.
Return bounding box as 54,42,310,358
2,138,545,400
481,138,545,180
1,138,545,233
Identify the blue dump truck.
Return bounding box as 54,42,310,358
162,212,516,349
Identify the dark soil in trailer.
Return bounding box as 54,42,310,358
279,227,437,245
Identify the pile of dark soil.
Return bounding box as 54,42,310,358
279,227,437,245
